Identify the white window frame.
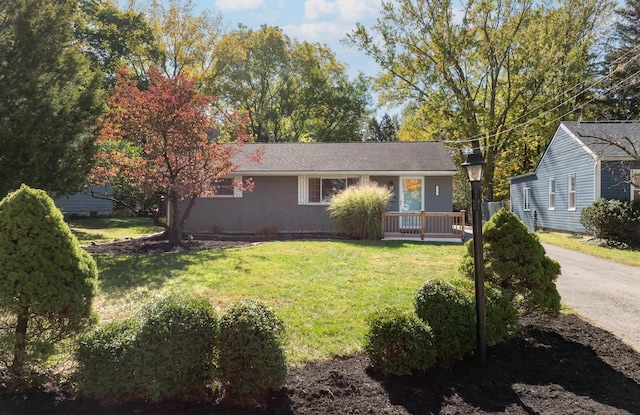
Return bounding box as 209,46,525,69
568,173,576,211
523,187,530,211
548,177,555,210
298,175,366,205
204,175,243,198
632,169,640,201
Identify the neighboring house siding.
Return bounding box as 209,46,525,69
54,185,113,217
511,125,596,232
510,174,536,230
182,175,454,234
601,161,640,200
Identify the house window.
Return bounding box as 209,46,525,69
632,169,640,201
206,176,243,198
568,174,576,211
548,177,555,210
307,177,359,204
524,187,530,211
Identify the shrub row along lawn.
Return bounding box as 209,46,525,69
95,240,464,365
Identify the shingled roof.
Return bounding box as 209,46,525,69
234,141,457,175
562,121,640,159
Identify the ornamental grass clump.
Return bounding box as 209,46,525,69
327,184,392,240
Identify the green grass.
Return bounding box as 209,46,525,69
68,217,163,243
537,232,640,267
94,240,464,366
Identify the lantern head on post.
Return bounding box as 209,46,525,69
462,149,485,183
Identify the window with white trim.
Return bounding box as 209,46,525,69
548,177,555,210
524,187,530,211
204,176,243,198
298,176,363,205
632,169,640,201
568,174,576,210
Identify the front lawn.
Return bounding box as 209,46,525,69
95,240,464,365
538,232,640,267
69,216,163,243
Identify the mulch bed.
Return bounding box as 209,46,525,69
2,237,639,414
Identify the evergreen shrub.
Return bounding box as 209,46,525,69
327,184,391,240
580,198,640,248
459,208,561,316
218,299,287,406
364,308,436,376
0,184,98,381
75,293,218,402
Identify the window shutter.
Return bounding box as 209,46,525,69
298,176,308,205
233,175,243,198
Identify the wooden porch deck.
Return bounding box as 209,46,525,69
382,211,466,242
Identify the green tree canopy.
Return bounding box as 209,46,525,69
210,25,371,142
346,0,612,200
0,0,105,198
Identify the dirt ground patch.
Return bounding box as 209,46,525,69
2,237,639,414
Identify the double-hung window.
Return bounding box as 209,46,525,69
205,176,243,198
308,177,359,203
524,187,530,211
548,177,556,210
568,174,576,211
632,169,640,201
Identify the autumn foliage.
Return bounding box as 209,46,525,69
92,67,259,244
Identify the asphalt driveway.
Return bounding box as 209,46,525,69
543,243,640,352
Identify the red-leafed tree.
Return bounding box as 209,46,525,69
91,67,260,245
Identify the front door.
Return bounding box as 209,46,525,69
399,177,424,228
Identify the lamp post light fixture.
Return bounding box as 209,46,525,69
462,148,487,367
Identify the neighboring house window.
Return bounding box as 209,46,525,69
632,169,640,201
568,174,576,211
298,176,364,205
548,177,555,210
524,187,530,211
205,176,243,198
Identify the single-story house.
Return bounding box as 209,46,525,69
510,121,640,233
54,184,114,218
181,141,457,235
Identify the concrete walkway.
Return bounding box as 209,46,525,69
543,243,640,352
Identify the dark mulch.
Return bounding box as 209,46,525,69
2,237,639,414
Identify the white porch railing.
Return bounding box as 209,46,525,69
382,211,466,242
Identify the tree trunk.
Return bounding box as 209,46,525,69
11,312,28,382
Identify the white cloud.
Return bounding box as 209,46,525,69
303,0,377,23
215,0,265,12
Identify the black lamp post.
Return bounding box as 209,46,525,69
462,149,487,367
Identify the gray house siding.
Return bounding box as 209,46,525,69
54,185,113,217
182,175,454,234
510,125,596,232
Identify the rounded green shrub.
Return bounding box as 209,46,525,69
364,308,436,376
218,299,287,406
74,319,140,400
0,184,98,381
414,278,518,363
459,208,561,316
75,293,218,402
413,279,476,362
327,184,392,240
580,198,640,248
133,294,219,402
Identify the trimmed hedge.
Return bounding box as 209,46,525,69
75,293,218,402
414,278,517,363
580,198,640,248
364,308,436,376
218,299,287,406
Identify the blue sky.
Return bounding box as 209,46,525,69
193,0,391,113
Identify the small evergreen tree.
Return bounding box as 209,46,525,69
459,208,561,316
0,185,98,383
